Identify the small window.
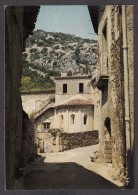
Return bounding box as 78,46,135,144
42,122,50,130
71,114,75,124
61,115,63,120
103,23,107,41
63,84,67,93
79,83,83,93
84,114,87,125
61,115,64,124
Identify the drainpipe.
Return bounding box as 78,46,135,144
122,5,131,181
122,5,131,152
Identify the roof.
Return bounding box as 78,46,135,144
54,75,92,80
56,99,93,107
21,89,55,95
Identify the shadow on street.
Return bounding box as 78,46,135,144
23,157,119,189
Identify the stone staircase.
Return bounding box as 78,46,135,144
32,102,55,119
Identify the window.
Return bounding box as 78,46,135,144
79,83,83,93
102,20,108,75
42,122,50,130
60,115,64,124
71,114,75,124
63,84,67,93
103,23,107,41
84,114,87,125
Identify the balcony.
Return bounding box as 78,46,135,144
92,51,109,90
96,74,109,90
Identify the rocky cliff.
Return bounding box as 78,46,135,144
23,30,98,76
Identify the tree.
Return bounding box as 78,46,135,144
30,48,37,53
21,76,35,90
41,48,48,54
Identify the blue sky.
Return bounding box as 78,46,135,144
35,6,97,40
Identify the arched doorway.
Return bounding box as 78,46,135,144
104,117,112,163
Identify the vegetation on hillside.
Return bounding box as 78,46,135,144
21,54,60,91
21,30,98,91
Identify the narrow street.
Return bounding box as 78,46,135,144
19,145,120,189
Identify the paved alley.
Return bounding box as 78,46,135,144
21,145,120,189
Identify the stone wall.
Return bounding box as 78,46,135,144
89,6,134,184
21,91,55,116
5,7,24,189
106,6,125,169
5,6,39,189
60,130,99,151
19,114,37,168
90,5,126,174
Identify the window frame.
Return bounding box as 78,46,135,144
42,122,50,130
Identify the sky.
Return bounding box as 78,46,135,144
35,6,97,40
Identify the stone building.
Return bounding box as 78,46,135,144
33,73,96,152
88,5,134,184
35,74,94,133
5,6,40,189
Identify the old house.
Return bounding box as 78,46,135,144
33,72,97,152
88,5,134,183
35,73,94,132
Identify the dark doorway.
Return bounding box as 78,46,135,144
104,117,112,163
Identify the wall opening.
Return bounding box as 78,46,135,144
104,117,112,163
84,114,87,125
71,114,75,124
79,83,83,93
104,117,111,137
63,84,67,93
61,115,64,124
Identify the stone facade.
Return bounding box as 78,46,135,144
35,105,94,134
34,75,96,152
34,75,95,135
21,90,55,115
54,75,92,104
89,5,134,184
